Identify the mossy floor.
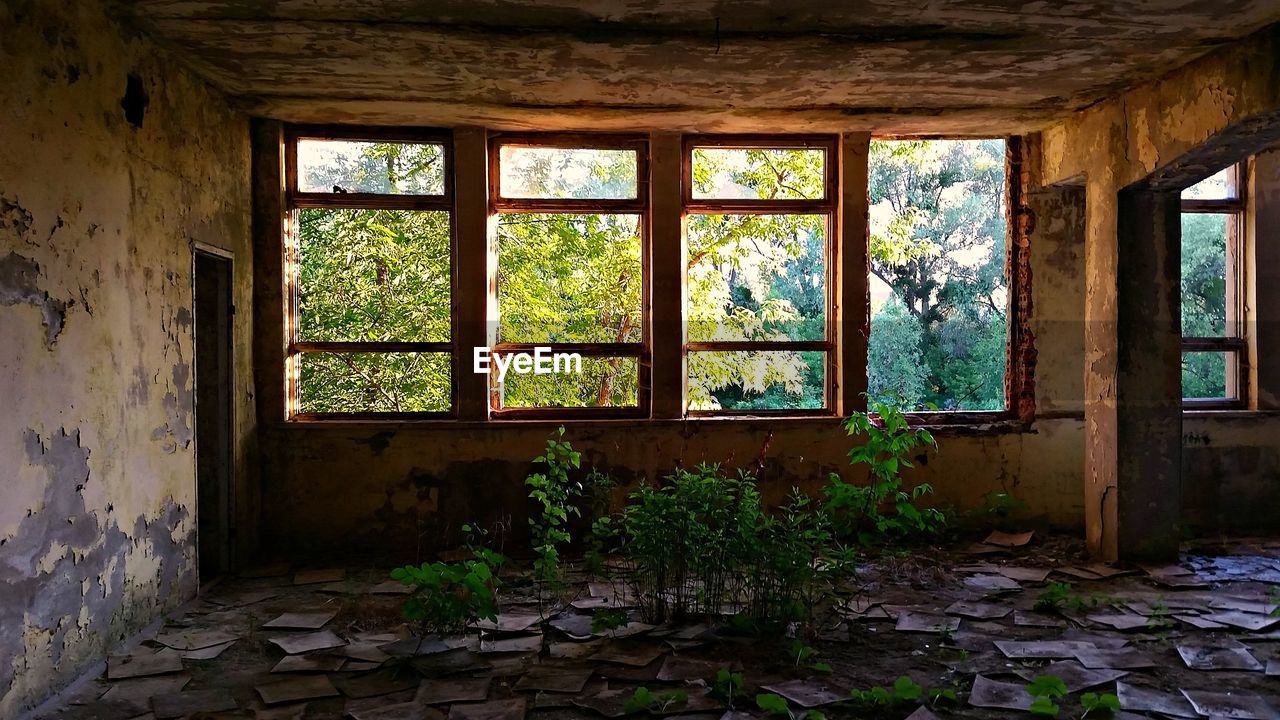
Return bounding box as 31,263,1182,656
38,534,1280,719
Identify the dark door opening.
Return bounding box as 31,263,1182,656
194,250,234,581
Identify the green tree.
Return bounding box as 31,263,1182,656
1180,212,1229,398
295,141,452,412
686,148,827,410
867,139,1008,411
867,298,927,406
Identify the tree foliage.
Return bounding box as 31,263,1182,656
1180,212,1230,399
295,139,1027,413
867,139,1008,411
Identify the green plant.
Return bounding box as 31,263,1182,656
1080,692,1120,717
461,523,507,567
824,398,946,545
928,687,958,708
982,491,1030,530
590,608,628,634
525,427,583,587
625,687,688,714
892,676,923,702
849,676,923,708
1034,582,1074,612
582,469,617,576
711,669,746,708
1026,675,1067,717
621,465,853,628
390,548,503,634
790,641,832,674
756,693,791,716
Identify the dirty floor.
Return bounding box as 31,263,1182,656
37,535,1280,719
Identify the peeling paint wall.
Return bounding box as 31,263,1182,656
0,0,253,714
1039,23,1280,556
259,418,1088,564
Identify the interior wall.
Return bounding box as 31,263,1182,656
0,0,253,714
1038,24,1280,545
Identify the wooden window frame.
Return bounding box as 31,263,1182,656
865,135,1033,426
487,132,651,420
277,128,1033,426
682,135,840,417
284,125,457,420
1181,163,1248,410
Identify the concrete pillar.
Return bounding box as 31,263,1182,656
1251,150,1280,409
1083,176,1183,562
1114,187,1183,560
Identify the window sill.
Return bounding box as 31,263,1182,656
1183,409,1280,420
271,411,1033,435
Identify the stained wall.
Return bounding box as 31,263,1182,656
0,0,253,714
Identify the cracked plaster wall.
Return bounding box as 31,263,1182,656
1039,24,1280,554
0,0,253,714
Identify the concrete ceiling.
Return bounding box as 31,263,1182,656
116,0,1280,133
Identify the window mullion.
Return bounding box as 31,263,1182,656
838,133,871,416
454,128,491,421
650,132,685,419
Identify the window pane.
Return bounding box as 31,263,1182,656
298,209,450,343
299,352,450,413
1181,166,1236,200
496,214,642,343
297,140,445,195
867,138,1008,412
499,355,638,408
688,351,825,412
687,214,826,342
691,148,826,200
498,146,637,199
1182,351,1233,400
1180,213,1230,337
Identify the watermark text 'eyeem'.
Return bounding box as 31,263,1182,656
473,347,582,383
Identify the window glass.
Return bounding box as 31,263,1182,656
297,209,451,343
687,214,825,343
297,139,445,195
498,147,637,199
1180,213,1229,337
496,214,642,344
867,138,1008,411
1181,167,1236,200
298,352,451,413
1181,351,1232,400
688,351,825,411
499,356,639,408
691,148,825,200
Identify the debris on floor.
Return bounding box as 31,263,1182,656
35,535,1280,719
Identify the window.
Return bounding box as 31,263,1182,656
683,137,837,414
1180,164,1246,407
866,139,1010,413
285,127,454,418
280,128,1030,423
489,135,649,417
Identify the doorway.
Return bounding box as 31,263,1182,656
194,249,234,581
